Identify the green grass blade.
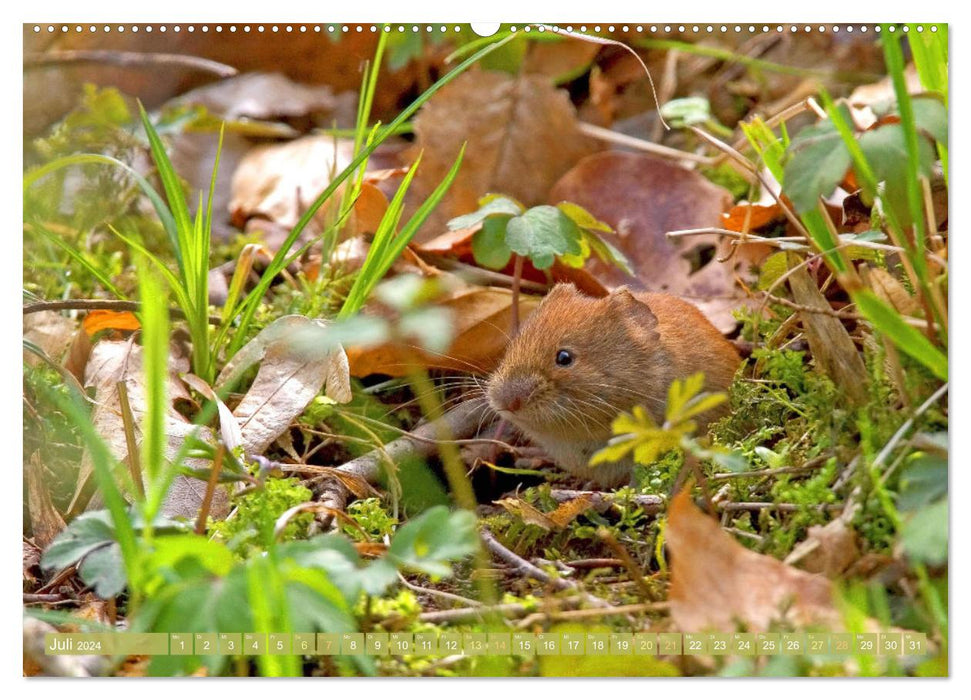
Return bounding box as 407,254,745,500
32,223,127,299
227,32,518,355
337,156,422,319
882,26,929,255
40,386,142,598
24,153,178,251
137,267,169,500
854,289,947,381
138,103,192,277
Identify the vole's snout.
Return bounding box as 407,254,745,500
488,375,539,414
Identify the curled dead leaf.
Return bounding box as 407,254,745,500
785,518,861,578
217,315,352,456
69,338,229,520
494,494,594,532
23,310,76,366
26,452,67,549
666,488,839,632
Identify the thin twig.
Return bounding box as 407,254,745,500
578,122,714,165
517,602,668,629
398,573,482,609
877,383,949,483
480,527,611,609
23,299,222,326
195,445,225,535
24,50,238,77
418,602,530,624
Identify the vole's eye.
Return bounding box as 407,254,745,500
555,349,574,367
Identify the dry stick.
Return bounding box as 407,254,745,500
398,574,482,609
480,528,611,609
565,558,624,570
577,122,714,165
23,299,223,326
547,489,665,514
311,399,494,524
876,383,949,484
418,602,532,624
517,602,669,629
195,445,225,535
24,50,238,77
115,381,145,499
422,255,548,293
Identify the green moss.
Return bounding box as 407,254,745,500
210,476,313,557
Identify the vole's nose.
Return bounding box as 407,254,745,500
489,376,539,414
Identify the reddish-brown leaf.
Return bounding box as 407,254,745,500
666,488,839,632
406,70,598,241
549,151,746,332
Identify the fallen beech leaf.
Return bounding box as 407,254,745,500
229,135,356,231
549,152,744,333
666,488,839,632
406,70,598,241
522,40,600,83
785,518,861,578
346,284,541,377
23,310,76,366
68,339,228,520
26,452,67,549
217,315,352,455
867,267,921,316
173,72,341,123
494,494,593,531
82,310,141,336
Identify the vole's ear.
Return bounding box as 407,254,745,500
609,287,659,340
540,282,580,307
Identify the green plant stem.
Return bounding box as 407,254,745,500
406,361,498,609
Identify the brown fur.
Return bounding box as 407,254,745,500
487,284,740,487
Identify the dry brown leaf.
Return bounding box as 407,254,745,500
522,40,600,82
785,518,861,578
346,284,541,378
216,315,352,456
81,310,141,336
549,151,745,333
666,488,839,632
68,339,228,520
23,310,76,367
495,494,594,531
26,452,66,549
867,267,921,316
406,70,599,241
174,72,341,123
229,135,356,231
23,538,42,588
